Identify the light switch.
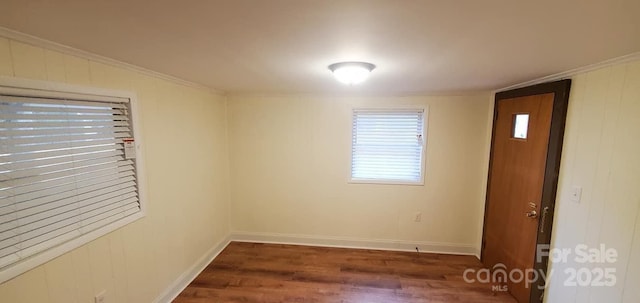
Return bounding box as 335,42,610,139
570,186,582,203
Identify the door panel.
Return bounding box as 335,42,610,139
483,94,553,302
482,80,571,303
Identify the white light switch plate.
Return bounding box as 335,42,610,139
570,186,582,203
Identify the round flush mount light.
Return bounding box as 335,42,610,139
328,62,376,85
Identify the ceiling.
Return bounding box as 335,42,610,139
0,0,638,95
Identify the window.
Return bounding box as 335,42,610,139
0,79,144,283
351,108,426,184
512,113,529,139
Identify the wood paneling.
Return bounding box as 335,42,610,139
174,242,516,303
0,36,230,303
546,61,640,302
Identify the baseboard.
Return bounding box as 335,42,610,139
153,232,479,302
231,231,478,256
153,234,232,303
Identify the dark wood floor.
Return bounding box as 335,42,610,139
173,242,516,303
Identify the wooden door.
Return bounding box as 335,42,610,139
482,80,571,303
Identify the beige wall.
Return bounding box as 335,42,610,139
0,38,230,302
227,94,492,252
545,60,640,302
3,28,638,303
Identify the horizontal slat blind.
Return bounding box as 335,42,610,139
351,109,424,183
0,94,140,269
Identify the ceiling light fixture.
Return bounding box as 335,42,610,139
328,62,376,85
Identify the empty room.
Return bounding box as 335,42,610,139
0,1,639,302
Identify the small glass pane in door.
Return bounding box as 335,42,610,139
513,114,529,139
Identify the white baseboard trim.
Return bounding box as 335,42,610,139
231,231,479,257
153,232,480,302
153,234,232,303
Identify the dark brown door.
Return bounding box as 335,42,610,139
482,80,571,303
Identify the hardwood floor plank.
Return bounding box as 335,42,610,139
173,242,517,302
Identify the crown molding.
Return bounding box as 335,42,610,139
498,52,640,92
3,26,637,97
0,26,226,95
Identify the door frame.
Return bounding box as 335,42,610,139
481,79,571,303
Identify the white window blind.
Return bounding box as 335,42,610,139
0,92,141,273
351,109,425,183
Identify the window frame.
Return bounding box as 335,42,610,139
348,106,428,186
0,76,147,283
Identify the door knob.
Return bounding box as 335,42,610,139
525,210,538,218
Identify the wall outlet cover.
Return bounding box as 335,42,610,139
95,290,106,303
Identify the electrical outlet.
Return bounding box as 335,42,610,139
414,212,422,222
95,290,106,303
